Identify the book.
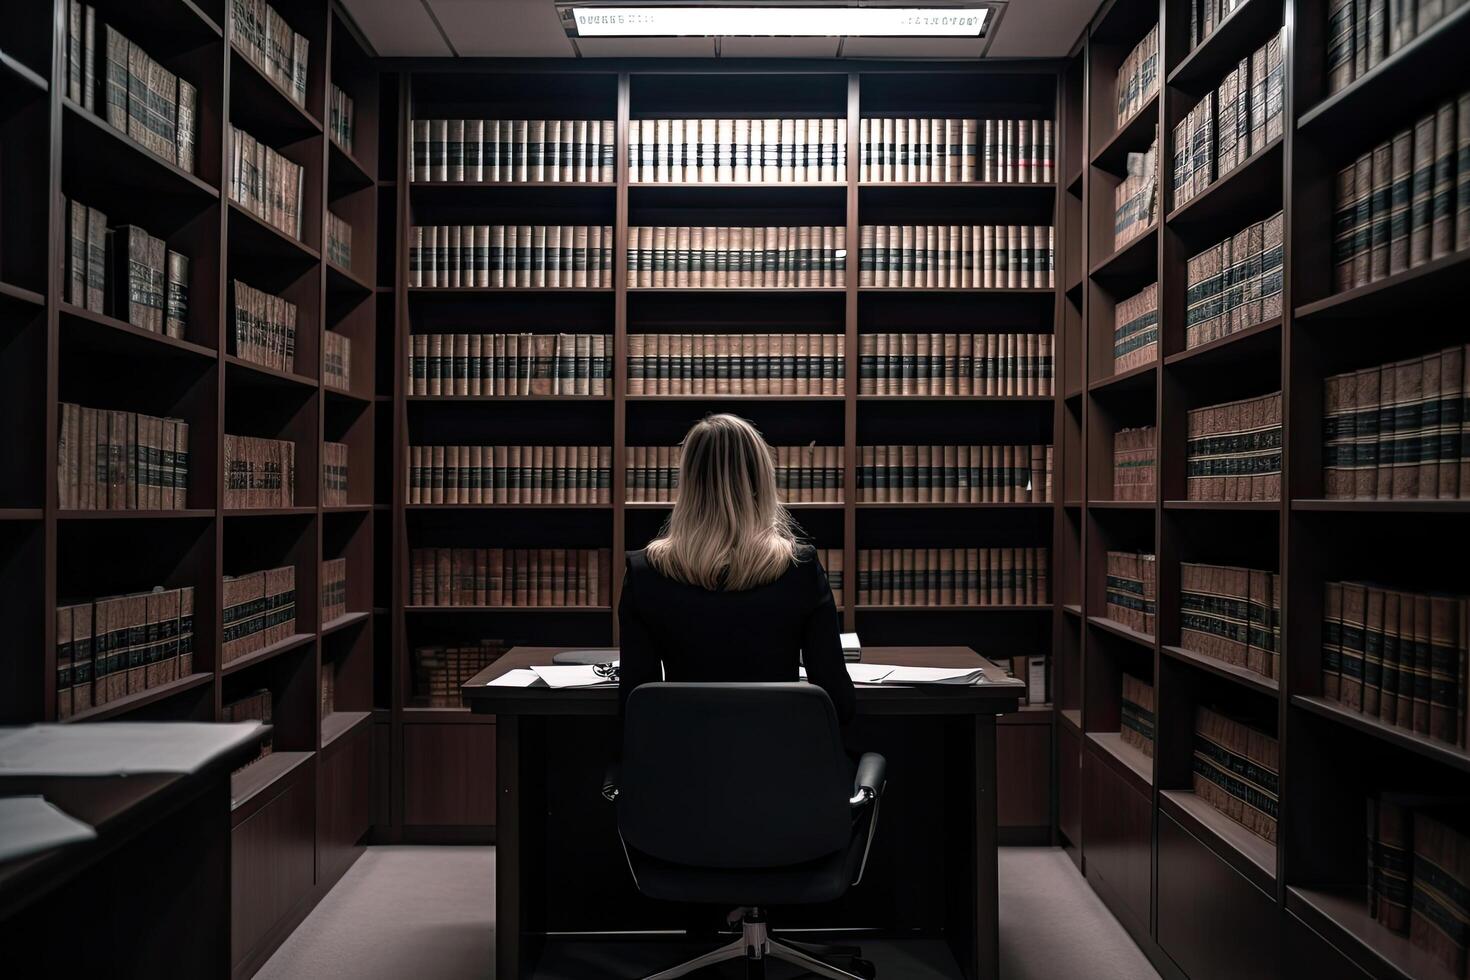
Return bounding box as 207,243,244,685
1186,391,1283,501
230,0,309,106
58,404,188,511
223,434,296,509
412,118,614,183
1105,551,1156,636
1193,707,1279,843
1112,283,1158,373
854,548,1048,606
408,445,612,505
1121,673,1156,756
411,548,612,607
1112,426,1157,501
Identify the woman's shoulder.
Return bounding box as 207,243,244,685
625,548,651,573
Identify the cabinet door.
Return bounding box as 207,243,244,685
1082,747,1151,938
997,719,1052,829
403,722,497,826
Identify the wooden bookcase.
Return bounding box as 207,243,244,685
381,61,1065,844
0,1,382,975
1058,0,1470,976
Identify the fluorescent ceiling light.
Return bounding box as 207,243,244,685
565,6,990,38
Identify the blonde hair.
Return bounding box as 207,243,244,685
645,414,799,591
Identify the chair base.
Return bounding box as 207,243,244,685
643,910,872,980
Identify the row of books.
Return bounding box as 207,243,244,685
225,689,272,772
1332,95,1470,294
232,279,298,374
328,83,354,153
66,8,198,174
1328,0,1462,93
1365,794,1470,977
326,211,352,269
412,640,510,708
1106,551,1157,637
1112,425,1157,501
322,442,348,507
857,333,1055,396
1172,30,1285,210
410,119,616,183
65,200,189,338
1184,210,1285,350
856,445,1054,503
1116,25,1160,127
408,333,612,397
856,117,1054,184
629,117,846,183
853,548,1050,607
1112,283,1158,374
55,586,195,719
322,557,347,625
324,331,352,393
409,225,615,289
1121,673,1155,757
1180,562,1281,681
858,224,1056,289
628,446,846,503
1194,706,1279,844
409,548,612,608
627,334,844,395
222,565,297,663
229,126,305,242
1186,391,1283,502
407,446,613,505
628,226,847,288
224,434,296,509
1323,581,1470,748
1114,138,1158,252
1187,0,1246,49
230,0,309,107
57,404,189,511
1322,345,1469,500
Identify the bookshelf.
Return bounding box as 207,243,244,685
0,1,382,975
386,62,1063,845
1057,0,1470,976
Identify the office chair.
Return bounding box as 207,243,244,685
603,682,887,980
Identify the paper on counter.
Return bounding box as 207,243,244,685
877,665,986,685
0,796,97,863
798,663,894,684
484,668,543,688
0,722,265,777
529,665,617,688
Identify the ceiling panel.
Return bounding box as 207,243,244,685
575,37,719,57
718,36,843,58
839,37,989,58
340,0,451,56
988,0,1093,56
427,0,575,56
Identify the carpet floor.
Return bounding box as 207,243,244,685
255,846,1158,979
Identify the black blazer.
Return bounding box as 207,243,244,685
617,544,856,724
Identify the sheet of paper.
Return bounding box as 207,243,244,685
484,668,543,688
0,722,264,776
878,665,986,685
798,664,894,684
839,632,861,651
0,796,97,863
529,665,616,689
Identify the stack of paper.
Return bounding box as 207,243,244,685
877,665,987,685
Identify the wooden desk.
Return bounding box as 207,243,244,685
463,645,1024,980
0,728,261,976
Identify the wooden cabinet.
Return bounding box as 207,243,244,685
318,721,372,886
997,712,1052,838
1158,813,1280,980
1082,745,1151,941
231,763,316,977
403,721,497,828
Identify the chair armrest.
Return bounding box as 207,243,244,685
850,752,887,808
602,763,620,802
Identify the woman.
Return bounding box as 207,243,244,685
617,413,855,725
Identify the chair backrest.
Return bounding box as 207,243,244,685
619,682,852,869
